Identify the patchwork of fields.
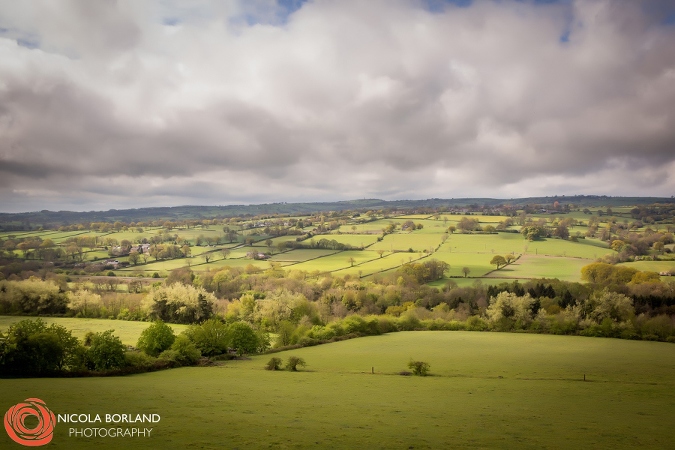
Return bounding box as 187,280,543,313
4,210,675,286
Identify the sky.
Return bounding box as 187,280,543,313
0,0,674,213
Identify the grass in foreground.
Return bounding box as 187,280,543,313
1,331,674,449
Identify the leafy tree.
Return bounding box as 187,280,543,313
67,290,102,317
490,255,507,269
163,335,201,365
142,283,216,324
0,319,64,375
520,226,546,241
86,330,126,371
128,251,140,265
285,356,306,371
46,323,82,370
228,322,259,356
408,360,430,376
0,279,68,315
275,320,296,347
581,262,637,285
137,320,176,357
184,319,229,356
457,217,480,233
553,224,569,239
462,267,471,278
587,290,634,323
485,292,534,330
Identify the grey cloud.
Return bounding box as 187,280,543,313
1,0,674,213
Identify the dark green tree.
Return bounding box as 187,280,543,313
137,320,176,357
228,322,259,356
86,330,126,371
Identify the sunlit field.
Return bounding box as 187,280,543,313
2,331,674,449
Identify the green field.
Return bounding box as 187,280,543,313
621,260,675,274
270,249,339,263
1,331,674,449
370,233,443,252
487,255,590,282
333,252,427,277
0,317,188,346
290,250,377,273
323,233,381,248
431,251,497,278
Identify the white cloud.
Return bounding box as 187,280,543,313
0,0,674,212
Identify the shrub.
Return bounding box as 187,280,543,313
342,315,368,334
124,351,157,369
375,315,398,333
285,356,306,371
408,360,430,376
228,322,259,356
137,320,176,357
184,319,229,356
465,315,489,331
397,314,422,331
0,319,82,375
167,335,201,365
86,330,126,371
265,357,283,371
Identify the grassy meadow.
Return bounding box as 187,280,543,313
1,331,674,449
0,317,188,346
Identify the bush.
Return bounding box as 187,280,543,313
342,315,368,334
86,330,126,371
285,356,306,371
408,360,430,376
137,320,176,357
228,322,259,356
167,335,201,365
397,314,422,331
465,316,489,331
0,319,82,375
124,351,157,369
265,357,283,371
184,319,229,356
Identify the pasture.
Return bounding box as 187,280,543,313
1,331,674,449
270,249,339,263
431,251,497,278
0,316,188,346
369,232,443,252
322,233,381,248
487,255,589,282
621,260,675,274
332,252,427,277
2,206,663,288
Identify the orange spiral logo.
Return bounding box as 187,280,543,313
4,398,55,447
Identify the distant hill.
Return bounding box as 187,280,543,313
1,195,673,228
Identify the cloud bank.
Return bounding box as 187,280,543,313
1,0,674,212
